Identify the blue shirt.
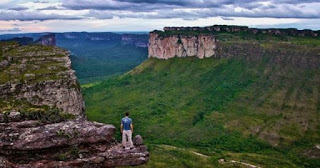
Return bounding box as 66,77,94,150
122,117,132,131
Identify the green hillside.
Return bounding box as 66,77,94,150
83,41,320,167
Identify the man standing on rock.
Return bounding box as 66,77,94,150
121,112,134,149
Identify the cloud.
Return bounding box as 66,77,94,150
0,27,21,32
62,0,174,11
221,17,234,20
0,0,320,24
9,7,29,11
63,0,320,19
34,1,50,3
0,11,82,21
87,3,320,20
37,6,61,10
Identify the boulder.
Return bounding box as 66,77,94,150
133,135,144,146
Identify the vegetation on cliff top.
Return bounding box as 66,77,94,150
155,29,320,47
0,42,79,114
0,43,70,85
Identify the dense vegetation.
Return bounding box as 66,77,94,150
83,49,320,167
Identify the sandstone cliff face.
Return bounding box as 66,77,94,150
148,29,320,69
0,43,84,117
148,32,216,59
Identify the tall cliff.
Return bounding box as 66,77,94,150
149,32,216,59
148,26,320,69
0,42,149,167
0,42,84,117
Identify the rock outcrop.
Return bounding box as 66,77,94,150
35,34,56,46
148,26,320,69
0,42,149,167
0,43,84,117
0,112,149,168
148,32,216,59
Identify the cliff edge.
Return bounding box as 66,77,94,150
0,42,149,168
0,42,84,117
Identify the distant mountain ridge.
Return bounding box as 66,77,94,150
0,32,149,48
0,34,55,46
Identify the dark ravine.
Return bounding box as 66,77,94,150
0,42,149,167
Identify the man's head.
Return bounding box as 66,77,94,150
125,112,129,117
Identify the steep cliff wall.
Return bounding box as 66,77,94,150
148,27,320,69
148,32,216,59
0,42,84,117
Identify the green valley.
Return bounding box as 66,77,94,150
83,37,320,167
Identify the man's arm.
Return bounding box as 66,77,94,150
120,123,123,133
130,123,133,133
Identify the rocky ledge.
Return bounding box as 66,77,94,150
0,112,149,168
0,42,149,167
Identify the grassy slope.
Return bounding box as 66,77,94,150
83,55,320,167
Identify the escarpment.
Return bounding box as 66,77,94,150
0,42,84,117
148,26,320,69
163,25,319,37
0,42,149,168
149,32,216,59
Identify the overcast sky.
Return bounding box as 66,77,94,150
0,0,320,34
